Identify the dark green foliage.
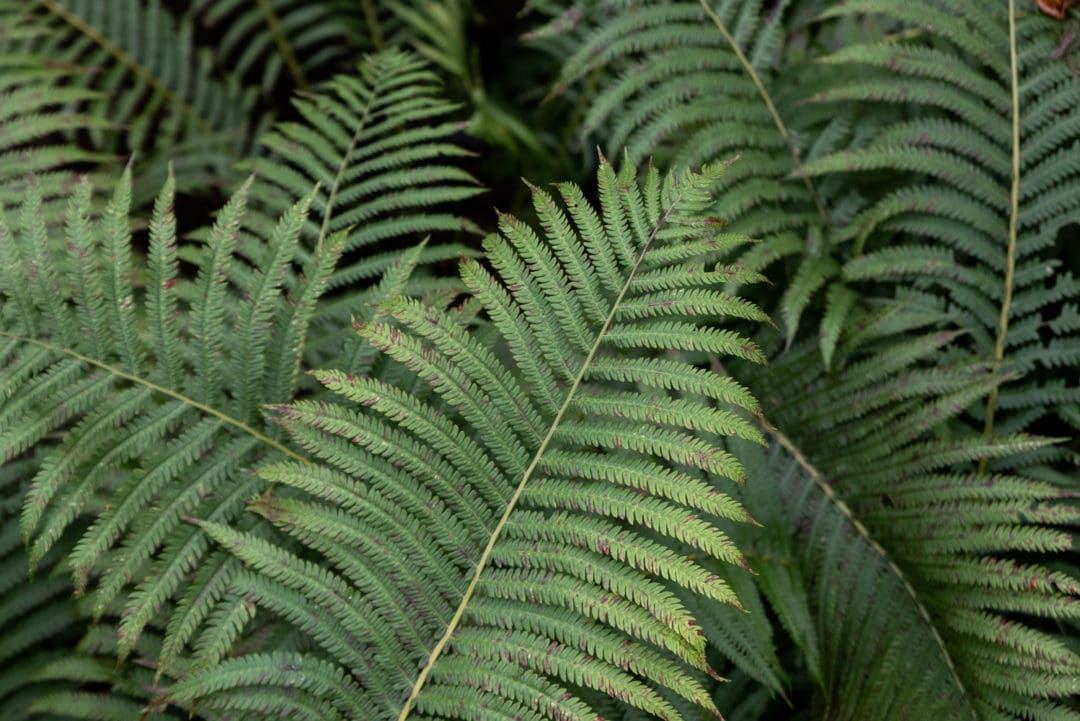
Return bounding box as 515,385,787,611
1,2,1078,720
0,50,115,218
733,334,1080,719
0,0,258,200
801,1,1080,462
543,0,837,343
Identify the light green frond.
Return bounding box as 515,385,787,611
187,156,768,721
246,49,484,367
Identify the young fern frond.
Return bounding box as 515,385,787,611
180,155,770,720
802,0,1080,459
732,334,1080,721
0,167,342,672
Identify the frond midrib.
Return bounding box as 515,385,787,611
763,420,976,718
35,0,217,135
395,181,689,721
254,0,308,90
695,0,827,222
0,330,306,465
315,57,390,251
980,0,1021,449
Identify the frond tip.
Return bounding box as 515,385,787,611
192,155,771,721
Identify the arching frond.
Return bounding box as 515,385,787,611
0,48,116,220
731,334,1080,721
802,0,1080,460
547,0,838,341
0,455,193,721
179,155,770,720
246,48,485,363
188,0,367,95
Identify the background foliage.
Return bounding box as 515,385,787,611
0,1,1078,720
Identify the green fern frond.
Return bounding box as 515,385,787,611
1,0,258,196
0,49,116,219
545,0,839,344
247,49,484,362
0,459,79,720
732,335,1080,721
0,166,344,674
184,155,769,720
189,0,367,95
0,455,192,721
802,0,1080,459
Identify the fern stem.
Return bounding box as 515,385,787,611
761,418,975,718
362,0,385,50
35,0,213,135
0,331,308,465
980,0,1021,468
696,0,828,223
315,64,384,251
396,184,684,721
255,0,308,90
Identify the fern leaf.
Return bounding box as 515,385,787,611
0,48,115,220
546,0,836,344
1,166,342,673
246,49,484,367
187,156,769,720
2,0,257,195
733,335,1080,721
189,0,365,94
803,0,1080,462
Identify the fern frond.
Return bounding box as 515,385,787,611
246,49,484,363
732,336,1080,721
1,167,343,673
0,49,115,219
1,0,258,196
189,0,367,95
0,455,193,720
187,156,769,720
546,0,837,341
803,1,1080,460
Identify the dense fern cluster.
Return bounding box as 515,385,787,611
1,1,1078,720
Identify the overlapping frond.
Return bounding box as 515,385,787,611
189,0,367,95
802,0,1080,458
1,455,193,721
0,47,116,219
0,167,342,677
0,458,79,719
545,0,838,341
178,156,770,720
0,0,257,197
245,49,485,366
731,332,1080,720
